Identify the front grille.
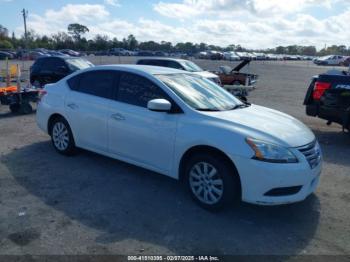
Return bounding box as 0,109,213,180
297,141,321,169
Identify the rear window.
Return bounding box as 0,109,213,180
65,58,93,71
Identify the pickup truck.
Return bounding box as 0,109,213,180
213,59,258,86
304,69,350,131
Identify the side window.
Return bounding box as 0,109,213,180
117,72,167,107
137,60,147,65
67,75,80,91
77,71,115,99
42,58,66,72
165,61,184,70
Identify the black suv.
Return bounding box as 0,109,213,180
30,56,93,88
304,69,350,131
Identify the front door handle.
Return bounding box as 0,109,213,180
111,113,125,121
67,103,78,110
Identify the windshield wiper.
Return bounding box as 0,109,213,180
196,108,221,112
229,103,251,110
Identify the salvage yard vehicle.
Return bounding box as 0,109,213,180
30,56,94,88
213,59,258,86
313,55,347,66
0,86,40,114
37,65,322,210
304,69,350,131
136,58,221,85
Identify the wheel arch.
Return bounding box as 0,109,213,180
178,145,241,193
47,113,69,136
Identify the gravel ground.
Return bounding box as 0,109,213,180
0,58,349,257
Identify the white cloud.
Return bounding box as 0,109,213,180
104,0,120,7
15,2,350,49
154,0,334,18
18,4,109,36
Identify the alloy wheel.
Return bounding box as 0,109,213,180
189,162,224,205
52,122,69,151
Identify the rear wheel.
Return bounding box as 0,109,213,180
19,103,33,114
185,153,240,211
9,103,20,113
50,117,76,155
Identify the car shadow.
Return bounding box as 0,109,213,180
3,141,321,255
312,128,350,167
0,109,37,119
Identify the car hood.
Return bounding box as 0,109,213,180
203,104,315,147
193,71,219,79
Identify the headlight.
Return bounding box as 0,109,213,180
246,137,298,163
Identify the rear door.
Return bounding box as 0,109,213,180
65,70,116,152
108,72,180,173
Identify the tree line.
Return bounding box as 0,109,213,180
0,23,350,56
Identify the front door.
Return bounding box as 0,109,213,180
108,72,179,173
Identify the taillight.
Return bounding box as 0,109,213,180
313,81,331,100
37,90,47,102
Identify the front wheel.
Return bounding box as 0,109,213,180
50,117,76,155
185,153,240,211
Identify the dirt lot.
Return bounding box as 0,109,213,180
0,58,349,256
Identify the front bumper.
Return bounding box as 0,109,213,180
232,151,322,205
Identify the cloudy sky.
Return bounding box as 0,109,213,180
1,0,349,49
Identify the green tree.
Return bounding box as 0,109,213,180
0,25,9,40
0,39,13,49
67,23,89,41
126,34,138,50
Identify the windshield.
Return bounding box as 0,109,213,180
179,61,203,72
156,74,244,111
319,55,332,60
66,58,94,71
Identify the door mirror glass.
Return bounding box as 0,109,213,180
147,99,172,112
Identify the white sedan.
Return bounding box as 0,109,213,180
36,65,322,210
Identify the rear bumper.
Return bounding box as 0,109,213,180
306,103,347,126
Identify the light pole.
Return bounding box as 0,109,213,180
22,8,28,50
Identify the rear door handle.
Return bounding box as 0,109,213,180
111,113,125,121
67,103,78,110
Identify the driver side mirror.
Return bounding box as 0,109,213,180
147,99,172,112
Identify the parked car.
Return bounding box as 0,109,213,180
109,48,132,56
223,51,240,61
343,57,350,67
30,56,94,88
136,58,221,85
137,51,155,56
213,59,258,86
196,51,209,59
208,51,224,60
0,51,14,60
313,55,347,66
59,49,81,57
304,69,350,131
36,65,322,210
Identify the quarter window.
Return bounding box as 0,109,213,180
117,72,167,107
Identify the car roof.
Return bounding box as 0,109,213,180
137,57,188,63
85,64,189,75
37,56,81,60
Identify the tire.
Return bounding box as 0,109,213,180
9,103,20,113
49,117,76,155
19,103,33,114
184,152,240,211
